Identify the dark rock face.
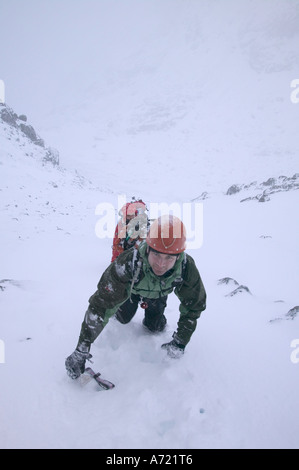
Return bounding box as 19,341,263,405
0,103,59,165
217,277,252,297
226,174,299,202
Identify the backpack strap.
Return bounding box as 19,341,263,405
129,246,143,301
172,252,187,290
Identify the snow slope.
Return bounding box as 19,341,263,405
0,0,299,450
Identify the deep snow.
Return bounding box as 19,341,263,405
0,0,299,450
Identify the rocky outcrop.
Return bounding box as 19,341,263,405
0,103,59,165
217,277,252,296
0,279,22,291
270,306,299,323
226,174,299,202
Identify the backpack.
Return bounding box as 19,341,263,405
111,198,149,262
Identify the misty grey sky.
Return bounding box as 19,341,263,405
1,0,298,186
0,0,183,122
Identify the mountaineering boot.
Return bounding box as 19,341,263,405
142,313,167,332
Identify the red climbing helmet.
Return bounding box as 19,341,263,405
146,215,187,254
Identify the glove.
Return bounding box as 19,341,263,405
65,349,92,379
161,337,185,359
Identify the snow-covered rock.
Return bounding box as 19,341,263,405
0,103,59,165
226,174,299,203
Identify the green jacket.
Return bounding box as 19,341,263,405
77,242,206,348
